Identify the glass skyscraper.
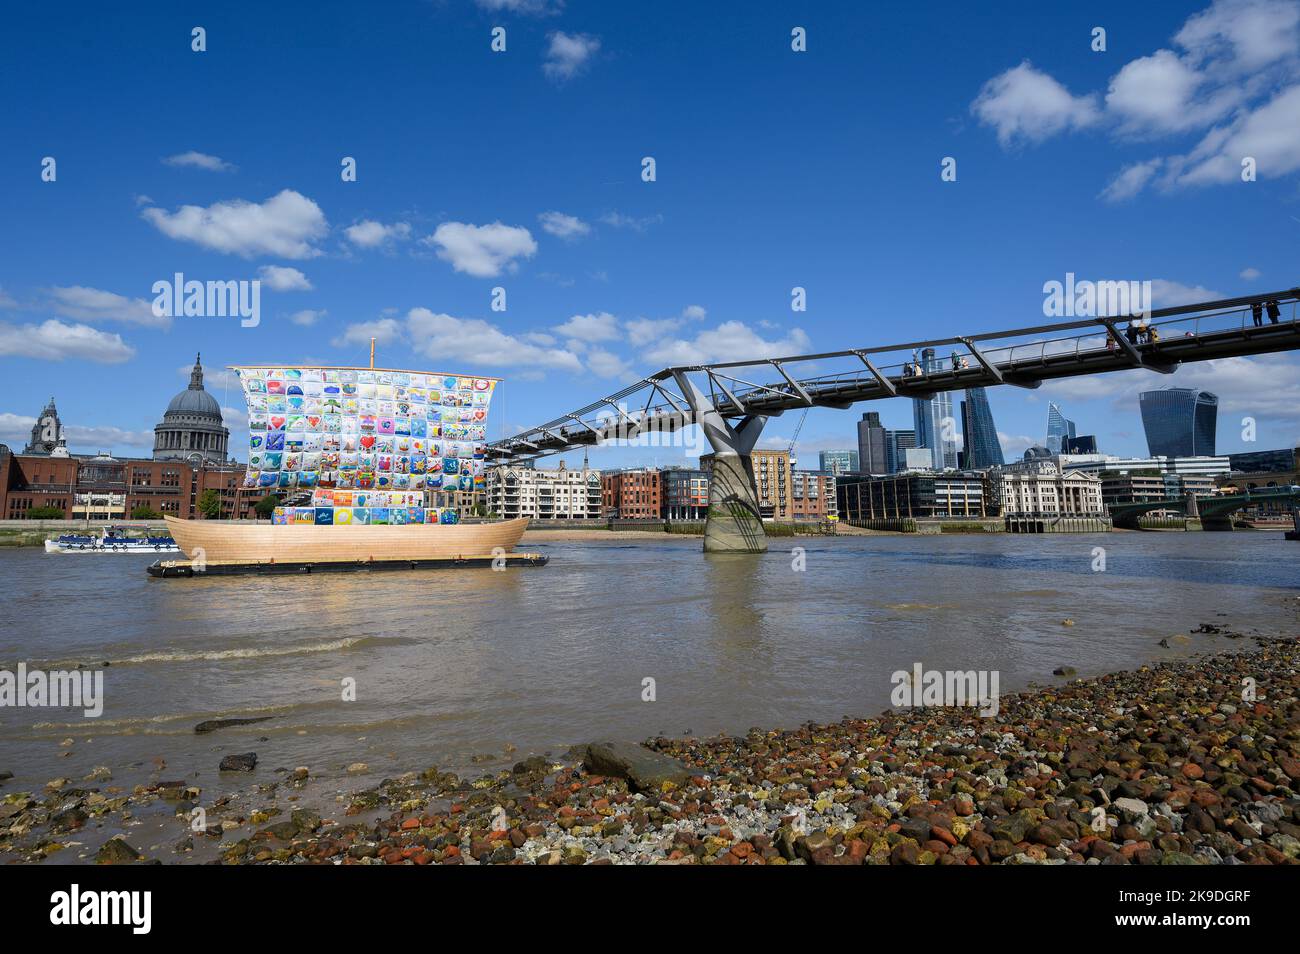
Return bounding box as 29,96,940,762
1046,402,1076,453
1140,388,1218,457
819,449,860,475
885,429,916,473
913,348,958,469
960,387,1004,470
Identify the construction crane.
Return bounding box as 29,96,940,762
787,407,809,468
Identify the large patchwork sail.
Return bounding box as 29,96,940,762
234,365,498,527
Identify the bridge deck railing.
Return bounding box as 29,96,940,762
488,289,1300,460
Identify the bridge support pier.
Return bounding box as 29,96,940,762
672,371,768,553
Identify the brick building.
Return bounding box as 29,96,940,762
601,468,663,519
0,445,251,521
791,470,836,519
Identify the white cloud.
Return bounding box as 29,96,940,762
1044,352,1300,424
1105,49,1239,135
48,285,167,328
476,0,561,12
330,309,586,375
219,405,249,432
1240,267,1262,280
257,265,313,291
162,151,236,172
971,61,1102,147
625,305,706,346
538,211,590,240
142,189,328,259
973,0,1300,199
586,348,634,379
552,311,619,342
1175,0,1300,72
641,321,812,367
0,413,156,454
178,364,240,392
406,308,582,372
1149,279,1226,307
0,412,36,443
543,31,600,83
345,220,411,248
425,221,537,277
998,432,1040,458
288,309,326,326
331,318,403,349
1167,83,1300,186
0,319,134,363
600,210,663,232
1099,159,1164,202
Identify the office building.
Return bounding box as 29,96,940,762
885,429,917,474
1140,388,1218,457
819,449,860,476
913,348,958,469
837,471,992,521
1046,402,1076,454
857,410,889,473
992,459,1104,517
960,387,1004,470
1227,447,1298,474
661,467,709,520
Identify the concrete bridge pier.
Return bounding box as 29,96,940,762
672,371,769,553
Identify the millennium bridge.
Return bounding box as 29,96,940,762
488,288,1300,552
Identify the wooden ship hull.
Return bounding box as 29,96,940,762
162,516,531,565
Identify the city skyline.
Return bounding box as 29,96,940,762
4,1,1300,471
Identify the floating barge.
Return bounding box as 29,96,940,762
147,358,550,578
148,552,548,578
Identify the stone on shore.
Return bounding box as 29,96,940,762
195,717,271,734
219,753,258,773
96,837,140,864
581,741,694,792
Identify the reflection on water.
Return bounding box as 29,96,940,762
0,532,1294,792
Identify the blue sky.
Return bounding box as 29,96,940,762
2,0,1299,468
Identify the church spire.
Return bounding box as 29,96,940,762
189,353,204,390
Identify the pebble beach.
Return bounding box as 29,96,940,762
3,632,1298,866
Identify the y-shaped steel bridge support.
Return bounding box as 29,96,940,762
672,371,769,553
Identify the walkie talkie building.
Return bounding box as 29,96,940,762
1140,388,1218,458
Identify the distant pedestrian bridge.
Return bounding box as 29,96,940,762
489,287,1300,552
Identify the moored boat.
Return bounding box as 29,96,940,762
46,528,179,554
155,357,539,574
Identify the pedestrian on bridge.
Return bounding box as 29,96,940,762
1252,302,1264,326
1266,299,1282,323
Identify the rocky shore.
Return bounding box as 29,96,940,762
3,638,1298,865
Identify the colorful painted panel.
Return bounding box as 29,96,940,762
237,367,494,508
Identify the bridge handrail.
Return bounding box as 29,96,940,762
489,287,1300,457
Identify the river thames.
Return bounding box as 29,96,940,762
1,532,1296,796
